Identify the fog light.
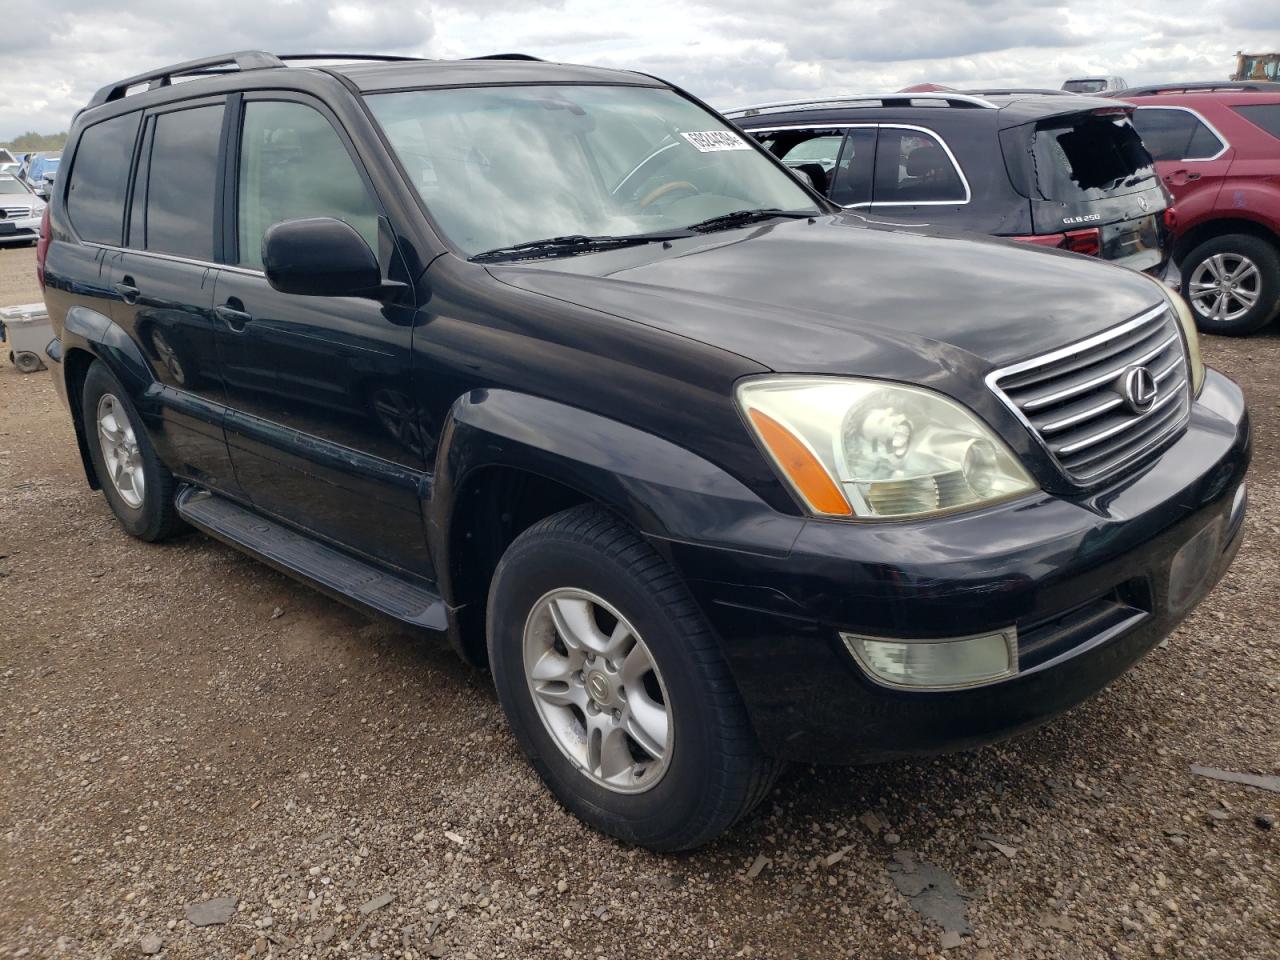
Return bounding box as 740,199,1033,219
841,628,1017,690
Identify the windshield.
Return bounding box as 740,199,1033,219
366,84,818,257
1063,79,1108,93
0,177,30,195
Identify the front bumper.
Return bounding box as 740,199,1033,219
0,217,40,244
668,369,1250,764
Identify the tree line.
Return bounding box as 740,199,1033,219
1,131,69,152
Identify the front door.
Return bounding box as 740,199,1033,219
215,94,431,575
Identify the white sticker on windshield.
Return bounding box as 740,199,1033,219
681,130,751,152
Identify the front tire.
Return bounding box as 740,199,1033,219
487,505,782,851
1180,234,1280,336
81,360,185,542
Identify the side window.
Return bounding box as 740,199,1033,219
757,129,847,196
1235,103,1280,141
145,104,225,260
827,129,877,206
1132,108,1222,162
66,112,141,244
237,100,379,270
872,128,967,205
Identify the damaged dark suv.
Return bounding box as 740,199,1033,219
41,52,1248,851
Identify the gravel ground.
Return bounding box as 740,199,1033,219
1,241,1277,960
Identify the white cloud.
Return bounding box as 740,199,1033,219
3,0,1278,139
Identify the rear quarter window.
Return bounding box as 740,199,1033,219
1234,103,1280,141
66,112,141,244
1132,108,1223,161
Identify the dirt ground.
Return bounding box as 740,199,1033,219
1,241,1277,960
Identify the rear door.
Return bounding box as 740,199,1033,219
106,97,240,495
1012,109,1169,271
1131,105,1232,215
214,92,431,575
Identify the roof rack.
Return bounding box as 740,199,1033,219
961,87,1075,97
90,50,284,106
275,53,425,64
724,92,998,118
1113,80,1280,97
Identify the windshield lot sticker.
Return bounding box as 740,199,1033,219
681,131,751,152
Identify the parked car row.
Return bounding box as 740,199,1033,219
0,171,45,246
732,80,1280,336
36,51,1249,851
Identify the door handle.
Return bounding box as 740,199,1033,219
114,278,139,304
216,303,253,331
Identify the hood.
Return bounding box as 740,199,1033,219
487,215,1167,376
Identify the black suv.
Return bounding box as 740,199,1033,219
730,90,1173,273
41,52,1248,851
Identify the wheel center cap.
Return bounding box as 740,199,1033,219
586,671,611,704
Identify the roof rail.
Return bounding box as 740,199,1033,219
962,87,1074,97
89,50,284,106
724,92,998,118
275,53,426,64
1113,80,1280,97
467,53,545,61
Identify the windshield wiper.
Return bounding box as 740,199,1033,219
685,208,813,234
471,231,689,263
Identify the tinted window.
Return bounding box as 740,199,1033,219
144,105,224,260
1235,103,1280,141
1132,108,1222,161
1031,114,1156,200
236,101,379,270
828,128,877,206
1063,80,1107,94
66,113,141,244
872,128,967,204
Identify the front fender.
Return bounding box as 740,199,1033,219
426,388,802,592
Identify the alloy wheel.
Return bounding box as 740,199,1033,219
96,393,145,509
1188,253,1261,324
522,588,672,793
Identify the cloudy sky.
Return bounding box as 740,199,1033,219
3,0,1278,139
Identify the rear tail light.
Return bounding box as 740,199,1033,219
1062,227,1101,257
1011,227,1102,257
1164,207,1178,230
36,206,51,288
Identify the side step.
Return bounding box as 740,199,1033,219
175,486,448,632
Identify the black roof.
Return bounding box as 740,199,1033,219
329,58,662,93
88,50,660,107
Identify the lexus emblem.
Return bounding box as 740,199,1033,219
1120,365,1158,414
1138,195,1149,213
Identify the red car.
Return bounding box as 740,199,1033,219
1116,82,1280,335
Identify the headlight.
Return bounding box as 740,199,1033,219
738,377,1036,520
1156,282,1205,396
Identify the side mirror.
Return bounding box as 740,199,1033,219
262,217,385,298
788,166,816,190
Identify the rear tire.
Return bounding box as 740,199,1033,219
81,360,185,542
1180,234,1280,336
487,505,783,851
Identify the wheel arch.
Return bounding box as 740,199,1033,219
1173,217,1280,266
427,389,797,667
59,307,156,491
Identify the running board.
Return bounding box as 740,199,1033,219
175,486,447,632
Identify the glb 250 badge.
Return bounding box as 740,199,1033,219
1063,213,1102,225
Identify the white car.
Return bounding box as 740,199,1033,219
1061,76,1128,94
0,174,45,245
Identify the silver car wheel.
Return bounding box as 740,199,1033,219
96,393,145,509
1189,253,1261,323
522,588,672,794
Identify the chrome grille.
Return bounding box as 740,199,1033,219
1,206,33,220
989,306,1191,484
